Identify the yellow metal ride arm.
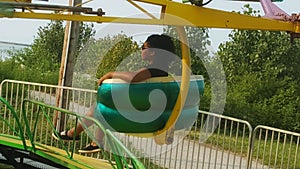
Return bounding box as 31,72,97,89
0,0,299,32
0,0,31,2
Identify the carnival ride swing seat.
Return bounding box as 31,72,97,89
94,75,204,134
92,26,204,144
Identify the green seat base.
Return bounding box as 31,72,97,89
94,76,204,133
95,103,198,133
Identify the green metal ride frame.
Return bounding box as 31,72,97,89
0,96,146,169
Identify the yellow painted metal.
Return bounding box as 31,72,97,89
0,0,31,2
127,0,158,19
2,12,164,24
296,22,300,33
36,144,113,169
133,0,168,6
155,26,191,137
0,134,113,169
0,1,299,33
164,1,299,32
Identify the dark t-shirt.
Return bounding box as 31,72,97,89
147,68,168,77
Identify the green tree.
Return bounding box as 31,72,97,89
218,4,300,131
163,26,210,78
163,26,222,113
17,21,65,72
96,34,140,78
73,34,139,90
0,57,20,81
6,21,95,84
219,4,300,83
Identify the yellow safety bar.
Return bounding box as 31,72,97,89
154,26,191,144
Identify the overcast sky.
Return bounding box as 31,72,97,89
0,0,297,50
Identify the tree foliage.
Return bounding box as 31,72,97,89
163,26,210,77
163,26,219,112
2,21,95,84
16,21,65,72
96,35,140,78
73,34,140,89
218,5,300,132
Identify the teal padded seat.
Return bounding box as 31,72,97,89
94,75,204,133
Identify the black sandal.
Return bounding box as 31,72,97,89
78,143,101,153
52,130,80,141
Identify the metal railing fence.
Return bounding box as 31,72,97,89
250,125,300,169
1,79,300,169
0,79,97,150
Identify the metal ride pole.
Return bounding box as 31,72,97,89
54,0,81,131
54,0,72,131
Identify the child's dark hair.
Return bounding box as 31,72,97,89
145,34,175,54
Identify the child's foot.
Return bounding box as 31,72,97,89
52,130,80,141
78,143,101,154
